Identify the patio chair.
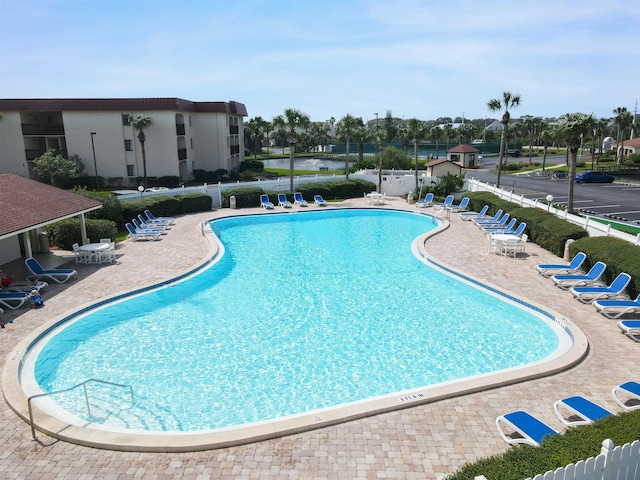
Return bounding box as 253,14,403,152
293,192,308,206
137,215,169,231
72,242,91,264
472,209,503,226
25,257,77,283
569,272,631,304
278,193,293,208
433,195,454,210
477,213,510,229
612,381,640,411
260,194,274,209
415,192,434,208
483,218,517,233
496,410,557,446
551,261,607,290
593,294,640,319
0,291,29,310
536,252,587,278
460,204,488,221
553,396,613,426
314,195,327,206
138,213,171,227
447,197,469,212
144,210,175,224
125,223,162,241
501,235,527,258
617,320,640,342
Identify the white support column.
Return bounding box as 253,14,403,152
79,214,89,244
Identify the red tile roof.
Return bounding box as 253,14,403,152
0,174,102,239
447,144,480,153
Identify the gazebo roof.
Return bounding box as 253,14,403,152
0,174,102,240
447,144,480,153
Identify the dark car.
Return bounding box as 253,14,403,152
507,149,520,157
574,170,615,183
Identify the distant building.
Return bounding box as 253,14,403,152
613,137,640,157
485,120,503,131
0,98,247,186
423,158,463,177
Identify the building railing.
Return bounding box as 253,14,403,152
175,124,186,135
177,148,187,160
474,438,640,480
21,124,65,135
468,178,640,246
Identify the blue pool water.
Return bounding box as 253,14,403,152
30,209,563,432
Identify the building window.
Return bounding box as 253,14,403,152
190,138,193,149
126,165,136,176
122,114,131,126
189,115,192,126
124,139,133,151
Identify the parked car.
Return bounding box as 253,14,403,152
574,171,615,183
507,149,520,157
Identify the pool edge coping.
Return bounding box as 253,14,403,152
2,207,590,452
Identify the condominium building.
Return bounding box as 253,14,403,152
0,98,247,185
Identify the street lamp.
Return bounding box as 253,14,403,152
138,185,144,202
546,194,553,213
90,132,98,190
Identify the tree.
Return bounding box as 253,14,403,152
128,113,153,188
613,107,632,164
272,109,310,190
430,125,443,159
538,129,554,172
557,113,594,212
351,126,371,164
407,118,427,192
523,116,544,165
375,129,386,192
33,149,85,187
442,123,454,151
592,117,609,167
384,110,396,143
487,91,521,188
337,114,359,179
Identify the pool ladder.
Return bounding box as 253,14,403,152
201,220,221,238
27,378,134,444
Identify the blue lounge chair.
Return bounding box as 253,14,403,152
433,195,454,210
293,192,308,206
617,319,640,342
553,396,612,426
552,261,606,290
447,197,469,212
278,193,292,208
25,257,77,284
139,213,171,226
314,195,327,206
483,218,517,233
125,223,162,241
260,194,274,209
477,213,510,229
612,381,640,411
496,410,557,446
472,209,503,225
416,192,434,208
460,204,488,221
536,252,587,278
144,210,175,224
490,222,527,237
0,291,29,310
138,214,171,229
594,294,640,319
132,218,166,233
570,272,631,304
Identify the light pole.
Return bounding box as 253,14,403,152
138,185,145,202
374,112,379,159
90,132,98,190
546,194,553,213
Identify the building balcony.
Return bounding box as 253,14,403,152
176,124,186,135
26,148,67,161
178,148,187,160
21,124,65,135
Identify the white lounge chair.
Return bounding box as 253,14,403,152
278,193,293,208
125,223,161,241
260,194,274,209
415,192,434,208
433,195,454,211
447,197,469,212
133,217,167,232
616,320,640,342
496,410,557,446
473,209,503,225
612,381,640,411
138,214,171,227
293,192,308,206
569,272,631,304
460,204,488,221
593,294,640,319
536,252,587,277
25,257,77,283
553,396,613,426
144,209,175,224
0,291,29,310
551,261,607,290
314,195,327,206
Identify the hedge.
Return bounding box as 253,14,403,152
569,236,640,299
45,218,118,249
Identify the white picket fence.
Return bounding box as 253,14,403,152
474,439,640,480
467,178,640,246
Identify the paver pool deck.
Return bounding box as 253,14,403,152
1,197,637,479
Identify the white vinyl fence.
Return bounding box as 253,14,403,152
474,439,640,480
468,178,640,246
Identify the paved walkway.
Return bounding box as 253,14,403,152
1,198,637,479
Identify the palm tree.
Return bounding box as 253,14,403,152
557,113,594,212
430,125,442,159
487,91,521,188
592,117,609,166
128,113,153,188
375,129,386,192
539,129,554,172
351,126,371,164
613,107,632,164
523,116,544,165
407,118,427,192
337,114,358,179
443,123,454,151
272,108,310,190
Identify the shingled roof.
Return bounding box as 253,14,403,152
0,174,102,240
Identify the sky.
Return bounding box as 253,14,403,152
1,0,638,124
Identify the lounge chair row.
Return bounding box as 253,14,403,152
415,194,470,213
536,252,640,340
126,210,175,241
260,193,326,209
497,380,640,447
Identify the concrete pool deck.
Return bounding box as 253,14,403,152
1,197,638,479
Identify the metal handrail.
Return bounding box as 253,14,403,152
27,378,133,442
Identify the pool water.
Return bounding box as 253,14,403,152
30,209,562,432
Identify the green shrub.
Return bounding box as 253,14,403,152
221,186,265,208
45,218,118,249
157,176,180,188
174,193,212,213
121,195,181,226
569,236,640,298
446,410,640,480
575,161,586,168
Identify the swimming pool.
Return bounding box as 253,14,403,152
19,208,575,446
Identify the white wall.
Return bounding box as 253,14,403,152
0,112,29,176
